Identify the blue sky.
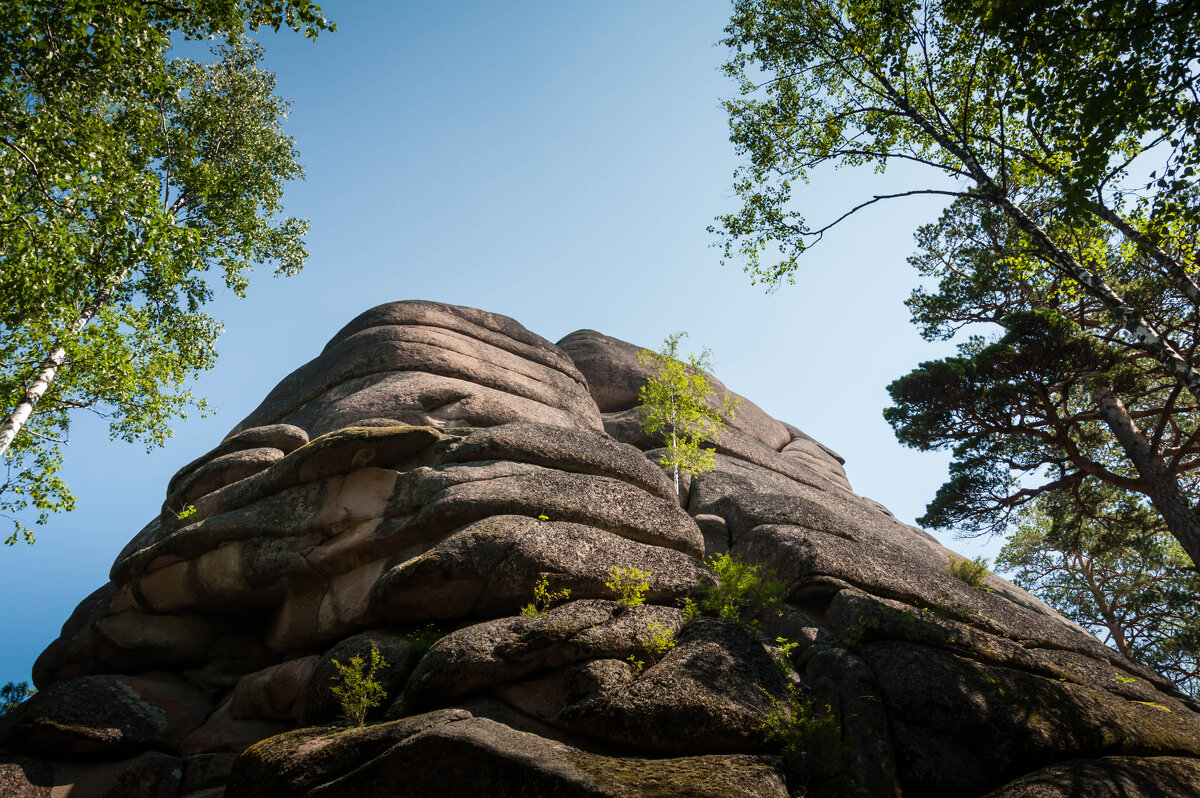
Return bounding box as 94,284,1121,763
0,2,986,684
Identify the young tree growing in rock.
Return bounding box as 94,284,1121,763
0,2,333,545
638,333,738,493
330,647,390,727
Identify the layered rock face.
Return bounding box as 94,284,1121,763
3,300,1200,798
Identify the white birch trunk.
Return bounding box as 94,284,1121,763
0,282,119,457
671,428,680,494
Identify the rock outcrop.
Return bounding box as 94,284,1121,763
3,300,1199,797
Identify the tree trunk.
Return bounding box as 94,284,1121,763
1093,388,1200,569
0,282,118,457
1075,550,1132,654
670,429,680,494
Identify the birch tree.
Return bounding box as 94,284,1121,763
0,2,332,544
638,333,739,494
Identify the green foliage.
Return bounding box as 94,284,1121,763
997,487,1200,697
0,1,333,545
404,623,444,656
0,681,34,716
606,565,650,609
685,552,786,630
945,554,991,591
643,621,676,657
520,574,571,618
176,504,197,521
712,0,1200,571
638,333,738,491
330,646,389,727
760,685,848,788
713,0,1200,307
627,621,675,678
883,209,1200,543
771,636,800,676
961,0,1200,214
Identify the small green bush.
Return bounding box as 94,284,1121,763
761,685,848,787
771,636,799,675
606,565,650,609
330,646,389,726
521,574,571,617
945,554,991,590
405,623,444,655
684,552,786,629
643,621,676,657
627,621,676,679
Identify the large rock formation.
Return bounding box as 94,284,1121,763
3,300,1199,797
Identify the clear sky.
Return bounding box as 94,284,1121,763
0,1,990,684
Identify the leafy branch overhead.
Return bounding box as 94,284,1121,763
0,2,333,545
712,0,1200,570
638,333,739,493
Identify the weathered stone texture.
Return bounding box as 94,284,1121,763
6,301,1198,798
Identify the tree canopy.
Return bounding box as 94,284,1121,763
998,484,1200,697
884,199,1200,548
713,0,1200,397
712,0,1200,566
0,1,333,543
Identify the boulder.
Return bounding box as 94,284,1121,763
178,699,293,757
231,656,321,723
495,617,790,754
367,518,706,624
14,301,1200,798
0,751,183,798
440,421,677,503
860,640,1200,795
607,410,843,495
227,706,789,798
232,302,602,437
402,601,685,711
982,756,1200,797
0,674,210,758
